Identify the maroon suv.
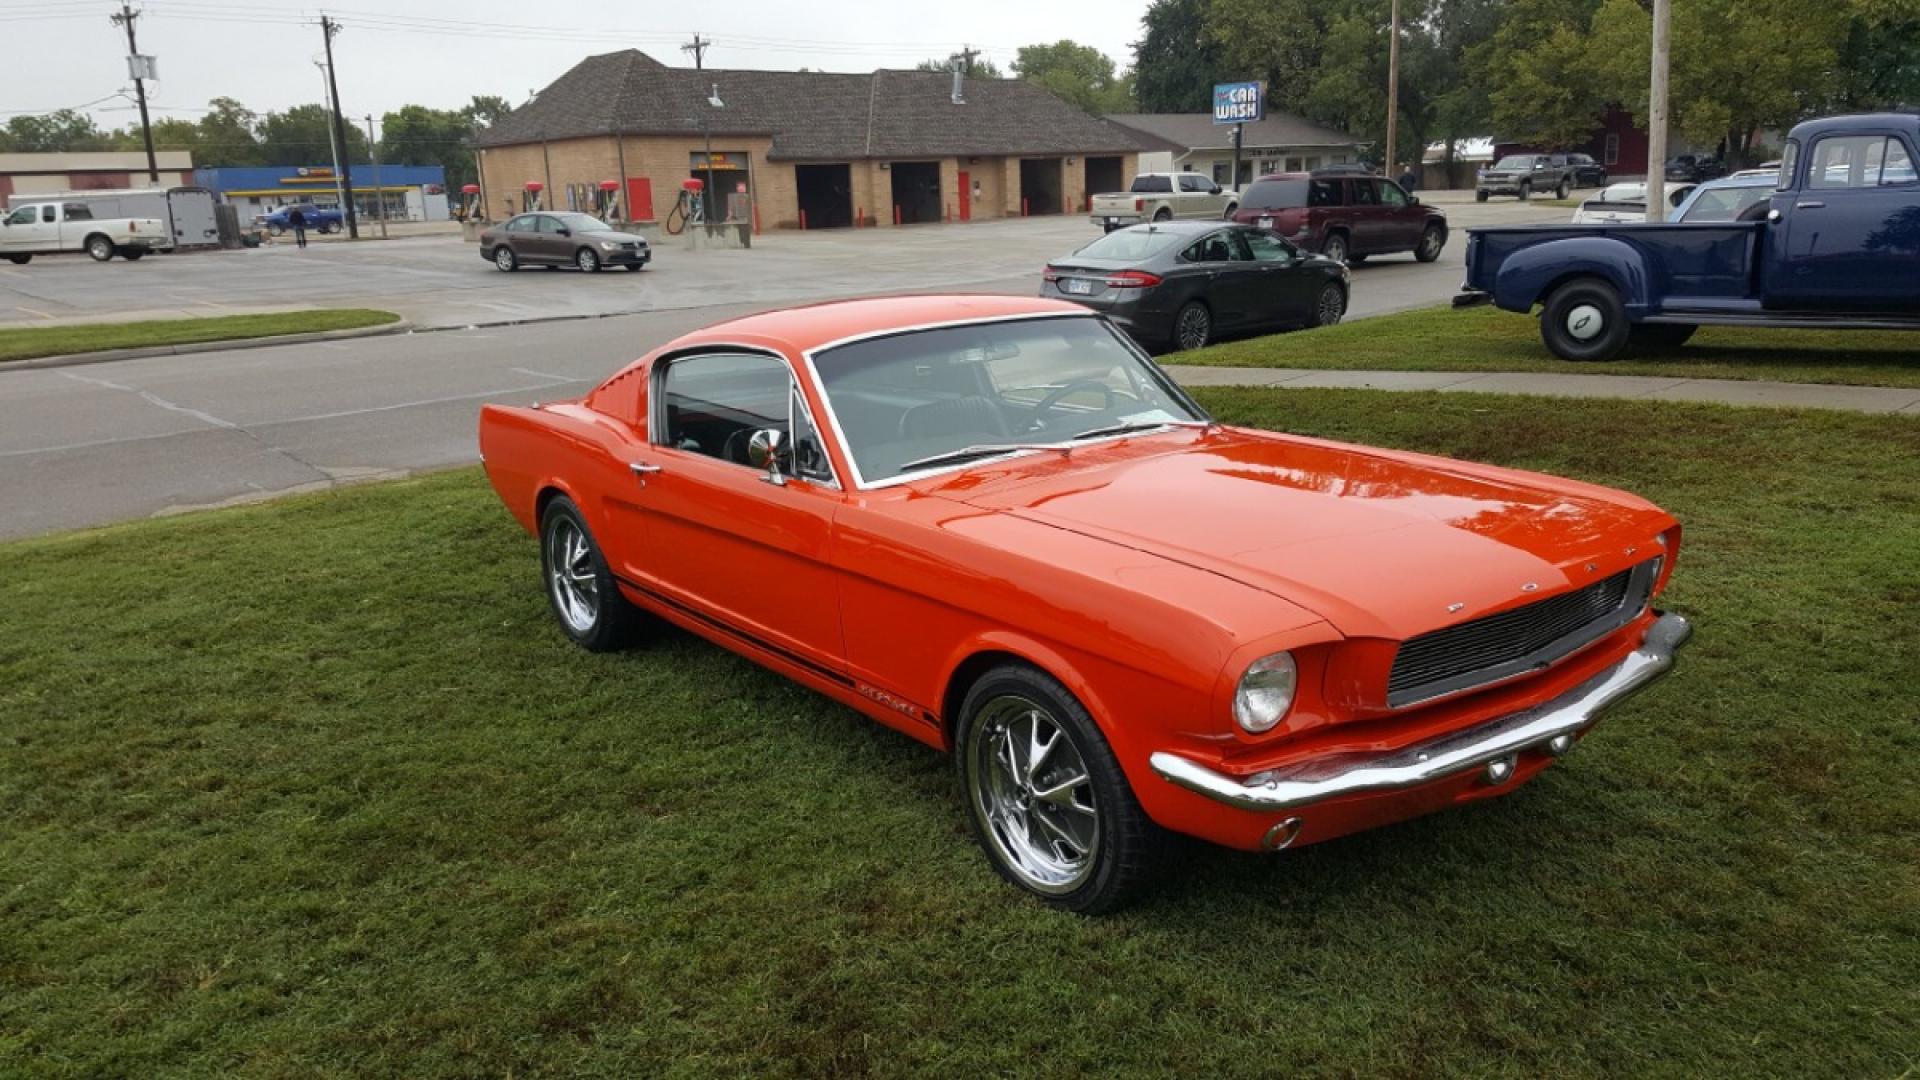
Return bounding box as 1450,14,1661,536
1230,168,1447,264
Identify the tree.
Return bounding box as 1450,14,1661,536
1133,0,1230,112
463,95,513,127
2,110,111,152
195,96,263,165
381,104,478,189
913,56,1006,78
258,104,366,167
1012,40,1133,113
1467,0,1610,148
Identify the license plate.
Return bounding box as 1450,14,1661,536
1064,278,1093,295
1104,217,1119,226
1257,216,1273,229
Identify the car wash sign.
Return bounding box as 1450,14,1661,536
1213,82,1264,125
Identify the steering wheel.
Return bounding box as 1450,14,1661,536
1025,380,1117,430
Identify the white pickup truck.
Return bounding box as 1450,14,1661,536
1089,172,1239,231
1,200,172,264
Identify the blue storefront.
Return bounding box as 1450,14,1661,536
196,164,450,222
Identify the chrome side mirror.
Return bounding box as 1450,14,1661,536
747,428,788,486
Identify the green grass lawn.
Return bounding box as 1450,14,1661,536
0,309,400,363
1185,303,1920,388
3,391,1916,1076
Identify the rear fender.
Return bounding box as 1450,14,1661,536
1492,236,1651,317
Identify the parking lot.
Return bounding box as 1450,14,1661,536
0,193,1568,330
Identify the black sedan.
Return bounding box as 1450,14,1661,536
1041,221,1349,352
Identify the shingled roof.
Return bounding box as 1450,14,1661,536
476,50,1173,161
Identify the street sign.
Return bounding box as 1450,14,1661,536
1213,82,1263,125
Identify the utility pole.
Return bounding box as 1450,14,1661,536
319,14,359,238
682,33,709,69
365,115,387,238
1384,0,1401,179
314,61,346,219
949,46,980,104
1646,0,1670,222
110,3,159,184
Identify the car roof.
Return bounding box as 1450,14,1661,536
1692,174,1777,189
661,294,1095,356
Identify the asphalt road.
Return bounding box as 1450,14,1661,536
1,199,1570,540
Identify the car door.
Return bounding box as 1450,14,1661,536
500,214,536,259
1180,172,1223,217
1346,178,1382,252
624,351,847,671
1375,179,1422,251
529,214,568,263
1241,229,1319,326
1182,229,1260,327
0,205,45,253
1767,131,1920,311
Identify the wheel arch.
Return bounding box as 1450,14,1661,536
84,231,114,251
1490,236,1649,315
936,635,1120,755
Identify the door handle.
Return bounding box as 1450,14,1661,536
629,461,663,484
1795,201,1825,209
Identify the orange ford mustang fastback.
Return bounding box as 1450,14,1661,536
479,294,1690,913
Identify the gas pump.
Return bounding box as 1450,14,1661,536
522,181,544,213
458,184,482,221
663,177,705,235
596,179,622,222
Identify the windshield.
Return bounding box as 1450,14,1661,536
1241,178,1309,210
812,316,1206,485
1492,156,1534,170
1130,175,1172,194
1072,227,1186,261
553,213,610,231
1678,184,1771,222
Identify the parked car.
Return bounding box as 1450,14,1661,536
1668,174,1778,223
0,200,170,263
1664,155,1728,183
477,293,1691,913
1476,153,1576,201
1230,168,1447,265
1089,172,1238,231
1040,221,1349,351
1566,152,1609,187
260,203,344,235
1460,113,1920,361
478,211,651,272
1568,181,1697,224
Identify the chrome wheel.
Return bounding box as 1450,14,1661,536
576,248,599,272
1419,229,1442,260
966,695,1099,895
494,246,517,271
1316,284,1345,326
545,517,599,633
1175,303,1211,350
1322,234,1348,264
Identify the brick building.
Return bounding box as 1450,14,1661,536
0,150,194,202
473,50,1171,229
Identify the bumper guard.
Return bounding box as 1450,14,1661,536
1150,612,1691,813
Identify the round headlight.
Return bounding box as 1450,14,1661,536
1234,652,1297,733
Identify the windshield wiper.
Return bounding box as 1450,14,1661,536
899,442,1076,473
1069,418,1211,441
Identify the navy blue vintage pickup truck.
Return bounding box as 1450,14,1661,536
1458,113,1920,361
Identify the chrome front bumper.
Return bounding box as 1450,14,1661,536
1150,613,1692,813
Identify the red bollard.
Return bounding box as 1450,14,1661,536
1022,197,1029,217
799,209,807,231
894,204,902,226
753,203,761,235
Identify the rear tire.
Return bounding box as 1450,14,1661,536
1321,232,1349,265
1153,207,1173,222
120,248,146,261
1172,301,1212,351
269,223,286,236
493,245,518,272
539,496,644,652
1540,276,1630,362
5,254,31,265
1556,178,1572,200
954,663,1165,914
86,235,115,262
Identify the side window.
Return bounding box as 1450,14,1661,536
6,207,36,226
1223,232,1254,261
1604,133,1621,166
1192,231,1234,262
1881,139,1915,184
788,387,833,484
1210,162,1230,185
1243,230,1294,263
504,215,528,232
1777,140,1799,190
1179,174,1208,193
62,203,93,221
1809,135,1891,190
1308,179,1343,207
535,215,563,233
42,206,57,223
1349,180,1379,207
1377,181,1408,208
657,353,795,467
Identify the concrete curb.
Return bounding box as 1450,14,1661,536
3,317,413,372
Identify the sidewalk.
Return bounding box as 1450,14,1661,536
1160,365,1920,415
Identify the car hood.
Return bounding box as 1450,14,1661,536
938,428,1669,641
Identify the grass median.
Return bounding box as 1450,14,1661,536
1185,302,1920,388
0,309,400,364
3,391,1915,1075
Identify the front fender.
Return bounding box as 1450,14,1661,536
1492,236,1652,317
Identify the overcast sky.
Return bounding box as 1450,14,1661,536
4,0,1153,133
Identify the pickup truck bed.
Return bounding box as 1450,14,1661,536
1456,112,1920,362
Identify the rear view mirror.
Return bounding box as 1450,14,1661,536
1210,184,1222,194
556,227,571,237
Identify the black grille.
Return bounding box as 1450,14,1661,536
1388,567,1637,705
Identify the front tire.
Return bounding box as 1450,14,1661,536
1540,276,1630,362
493,245,518,272
955,664,1163,914
86,235,115,262
1312,282,1346,327
1172,301,1212,351
576,247,601,273
5,254,31,265
1222,202,1238,219
1415,224,1444,262
1476,189,1489,203
1556,178,1572,200
1518,183,1532,202
539,496,644,652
